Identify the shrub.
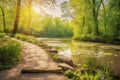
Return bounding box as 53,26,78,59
0,38,22,69
26,36,38,44
64,70,101,80
64,57,113,80
15,34,27,41
72,34,97,42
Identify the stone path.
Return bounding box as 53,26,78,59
0,39,69,80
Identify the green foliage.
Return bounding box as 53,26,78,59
0,38,22,69
85,57,98,73
64,56,114,80
32,17,73,37
14,34,43,45
14,34,38,44
70,0,120,44
64,70,80,80
65,70,100,80
15,34,27,40
103,64,113,80
0,33,6,38
72,34,97,42
65,68,113,80
51,55,61,62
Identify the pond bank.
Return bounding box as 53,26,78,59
37,38,120,79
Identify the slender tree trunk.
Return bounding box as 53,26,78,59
118,1,120,39
0,6,6,33
92,0,99,36
81,17,85,34
27,0,32,35
102,0,107,32
12,0,21,34
117,1,120,37
92,0,102,36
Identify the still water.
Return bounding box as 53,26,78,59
38,38,120,76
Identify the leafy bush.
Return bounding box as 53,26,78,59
15,34,27,40
0,38,22,69
65,70,101,80
64,57,113,80
73,34,97,42
64,70,80,80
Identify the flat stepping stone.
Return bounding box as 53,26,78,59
21,67,63,74
58,63,74,71
18,73,69,80
38,44,47,47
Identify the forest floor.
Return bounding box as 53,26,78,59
0,38,69,80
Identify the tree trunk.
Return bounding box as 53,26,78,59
12,0,21,34
27,0,32,35
101,0,107,32
117,1,120,37
92,0,103,36
92,0,99,36
0,6,6,33
81,17,85,34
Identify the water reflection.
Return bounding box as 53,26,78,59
39,38,120,76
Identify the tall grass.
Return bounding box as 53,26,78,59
64,56,114,80
0,38,22,69
14,34,43,45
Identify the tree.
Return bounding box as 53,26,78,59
12,0,21,34
27,0,32,34
101,0,107,32
60,1,73,21
0,0,6,32
108,0,120,38
12,0,56,34
92,0,103,36
70,0,104,39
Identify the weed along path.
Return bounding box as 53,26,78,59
0,38,69,80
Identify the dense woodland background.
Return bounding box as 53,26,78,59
0,0,120,43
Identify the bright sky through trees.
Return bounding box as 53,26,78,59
33,6,40,13
32,0,69,17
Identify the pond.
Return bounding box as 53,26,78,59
38,38,120,76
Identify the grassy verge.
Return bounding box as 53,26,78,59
14,34,43,45
73,35,120,45
0,38,22,70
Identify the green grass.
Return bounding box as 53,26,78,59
0,33,6,38
14,34,43,44
0,38,22,70
64,56,113,80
